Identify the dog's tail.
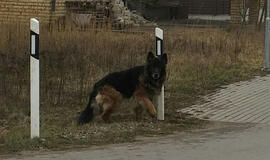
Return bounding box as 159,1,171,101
78,87,98,125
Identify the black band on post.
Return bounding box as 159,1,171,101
30,31,39,60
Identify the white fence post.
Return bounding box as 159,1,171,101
155,27,164,120
30,18,40,138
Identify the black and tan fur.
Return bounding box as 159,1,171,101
78,51,167,124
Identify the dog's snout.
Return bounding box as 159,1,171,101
152,73,160,79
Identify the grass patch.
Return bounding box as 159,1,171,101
0,23,265,154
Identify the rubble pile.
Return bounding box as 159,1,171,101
111,0,155,26
66,0,155,27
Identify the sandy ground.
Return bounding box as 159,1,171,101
2,122,270,160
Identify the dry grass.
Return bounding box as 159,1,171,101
0,23,265,154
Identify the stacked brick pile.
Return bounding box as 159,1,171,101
65,0,112,27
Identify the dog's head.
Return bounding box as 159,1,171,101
146,51,167,81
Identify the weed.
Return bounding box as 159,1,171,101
0,23,265,154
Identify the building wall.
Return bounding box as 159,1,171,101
188,0,231,15
231,0,243,23
230,0,260,24
0,0,66,24
0,0,263,26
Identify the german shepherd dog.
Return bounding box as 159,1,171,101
78,51,167,124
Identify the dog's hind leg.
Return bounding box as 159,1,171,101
101,101,115,122
96,86,122,122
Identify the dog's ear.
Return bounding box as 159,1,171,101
162,53,167,65
147,51,155,63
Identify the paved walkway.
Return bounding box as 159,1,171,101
180,75,270,124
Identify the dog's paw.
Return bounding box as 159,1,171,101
101,115,112,123
147,108,157,118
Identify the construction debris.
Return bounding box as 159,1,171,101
65,0,155,28
111,0,155,26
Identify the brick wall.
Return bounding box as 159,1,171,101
230,0,261,24
248,0,259,24
0,0,66,24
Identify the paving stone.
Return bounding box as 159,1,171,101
179,75,270,124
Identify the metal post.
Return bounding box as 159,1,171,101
265,0,270,69
30,18,40,138
155,27,164,120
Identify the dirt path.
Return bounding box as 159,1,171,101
3,75,270,160
2,122,270,160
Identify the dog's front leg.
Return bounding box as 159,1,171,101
134,105,143,120
135,96,157,118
